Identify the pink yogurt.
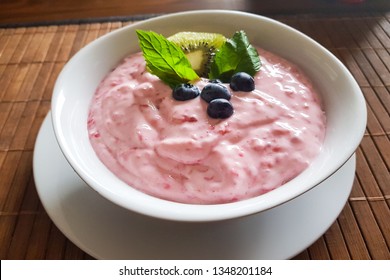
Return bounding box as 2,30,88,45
87,48,326,204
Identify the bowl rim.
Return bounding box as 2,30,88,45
51,10,367,222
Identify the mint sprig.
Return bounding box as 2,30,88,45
209,30,261,82
136,30,199,88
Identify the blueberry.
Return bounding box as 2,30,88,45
200,83,231,103
172,83,200,101
230,72,255,92
207,98,234,119
209,79,222,84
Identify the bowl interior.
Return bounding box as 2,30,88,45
52,10,366,222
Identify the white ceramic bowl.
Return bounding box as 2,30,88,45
51,10,366,222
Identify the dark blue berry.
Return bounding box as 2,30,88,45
207,98,234,119
172,83,200,101
201,83,231,103
209,79,222,84
230,72,255,92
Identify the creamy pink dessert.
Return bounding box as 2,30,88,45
87,48,326,204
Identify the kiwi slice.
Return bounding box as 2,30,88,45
168,32,226,77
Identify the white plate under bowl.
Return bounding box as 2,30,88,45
33,113,355,259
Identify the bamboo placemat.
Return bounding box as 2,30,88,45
0,13,389,260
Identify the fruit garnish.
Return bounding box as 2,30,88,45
172,83,200,101
207,99,234,119
209,30,261,82
136,30,199,88
136,29,260,114
230,72,255,92
200,83,231,103
168,32,227,77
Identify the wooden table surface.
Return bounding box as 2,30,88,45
0,3,389,260
1,0,389,26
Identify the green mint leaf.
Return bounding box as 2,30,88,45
209,30,261,82
136,30,199,88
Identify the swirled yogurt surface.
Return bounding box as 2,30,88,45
87,48,326,204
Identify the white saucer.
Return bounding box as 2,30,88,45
33,113,355,259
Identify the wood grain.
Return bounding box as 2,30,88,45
1,0,389,26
